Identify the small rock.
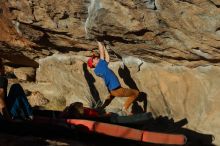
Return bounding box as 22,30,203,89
4,65,14,73
27,91,49,107
14,67,36,81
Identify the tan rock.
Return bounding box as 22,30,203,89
27,91,49,107
0,0,220,144
14,67,36,81
0,0,218,67
4,65,14,74
0,2,39,68
22,54,220,144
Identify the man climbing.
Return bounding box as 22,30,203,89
87,41,139,114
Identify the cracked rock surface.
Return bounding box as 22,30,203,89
0,0,220,67
0,0,220,145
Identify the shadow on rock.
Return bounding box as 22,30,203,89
82,63,102,108
118,64,148,114
0,111,215,146
138,116,215,146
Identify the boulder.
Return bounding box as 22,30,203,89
0,0,219,67
22,54,220,144
27,91,49,107
0,0,220,145
14,67,36,81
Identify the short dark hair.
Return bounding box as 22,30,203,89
64,102,84,118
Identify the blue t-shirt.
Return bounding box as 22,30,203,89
94,59,120,91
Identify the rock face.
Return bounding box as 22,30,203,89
86,0,220,66
0,0,220,145
14,67,36,81
21,54,220,144
3,0,95,50
0,0,220,67
0,1,39,67
27,91,49,107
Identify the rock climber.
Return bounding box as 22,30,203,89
87,41,139,114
